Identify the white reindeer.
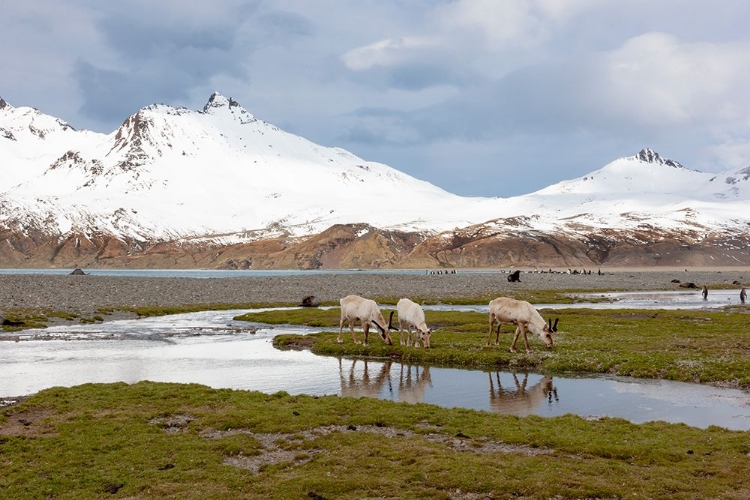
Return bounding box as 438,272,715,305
396,298,431,348
338,295,394,346
487,297,557,353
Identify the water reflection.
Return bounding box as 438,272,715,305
339,359,394,399
336,359,558,416
488,372,558,417
398,364,432,404
338,359,434,404
2,308,750,430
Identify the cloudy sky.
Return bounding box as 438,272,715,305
3,1,750,197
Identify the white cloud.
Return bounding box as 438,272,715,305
341,36,446,71
5,1,750,197
600,33,750,127
433,0,602,50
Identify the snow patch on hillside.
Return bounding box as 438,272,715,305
2,96,749,244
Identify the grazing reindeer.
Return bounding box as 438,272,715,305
338,295,394,346
487,297,557,353
396,298,431,348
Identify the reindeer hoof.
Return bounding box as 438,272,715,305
509,348,517,353
337,339,343,344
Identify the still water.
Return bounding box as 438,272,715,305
2,308,749,430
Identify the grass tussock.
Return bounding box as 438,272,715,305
1,382,749,499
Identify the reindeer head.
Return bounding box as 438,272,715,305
419,326,432,348
542,318,559,348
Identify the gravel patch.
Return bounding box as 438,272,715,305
0,269,746,320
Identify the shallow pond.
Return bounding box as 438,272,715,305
2,307,749,430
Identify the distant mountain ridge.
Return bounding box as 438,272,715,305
1,93,749,269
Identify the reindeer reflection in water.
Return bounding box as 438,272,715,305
397,364,432,404
488,372,558,417
338,359,431,403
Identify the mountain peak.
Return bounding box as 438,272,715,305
635,148,684,169
202,92,242,113
0,97,10,110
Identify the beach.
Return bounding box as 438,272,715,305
1,269,747,321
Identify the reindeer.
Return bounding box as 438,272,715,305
487,297,558,353
396,298,431,348
338,295,394,346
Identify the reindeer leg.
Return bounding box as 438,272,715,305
399,321,406,345
351,320,360,345
495,323,502,345
520,323,532,353
363,322,369,346
338,318,345,344
487,315,496,347
509,326,521,353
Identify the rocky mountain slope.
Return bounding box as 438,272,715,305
1,94,748,269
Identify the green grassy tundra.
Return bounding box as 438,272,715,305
1,294,749,499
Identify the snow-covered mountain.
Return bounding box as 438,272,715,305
1,93,749,268
1,93,482,242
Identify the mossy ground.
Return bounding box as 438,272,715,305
240,304,750,388
3,292,749,498
2,382,749,499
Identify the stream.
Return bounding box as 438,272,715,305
2,296,749,430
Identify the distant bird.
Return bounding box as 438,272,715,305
741,288,747,304
702,285,708,300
